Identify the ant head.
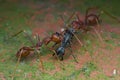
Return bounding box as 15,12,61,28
71,21,81,29
35,34,43,48
36,41,42,48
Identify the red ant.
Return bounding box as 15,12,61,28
16,34,42,60
70,7,101,32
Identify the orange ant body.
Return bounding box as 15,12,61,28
43,32,63,48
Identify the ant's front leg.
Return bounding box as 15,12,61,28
52,43,57,48
52,53,55,56
51,43,58,56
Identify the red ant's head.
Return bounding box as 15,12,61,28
71,21,81,29
34,34,43,49
35,41,43,50
36,41,42,47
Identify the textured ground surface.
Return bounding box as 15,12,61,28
0,0,120,80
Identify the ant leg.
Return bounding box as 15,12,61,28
68,42,72,53
52,43,57,48
52,53,55,56
69,42,78,63
51,43,58,56
58,54,63,61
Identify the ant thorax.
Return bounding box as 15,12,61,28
67,28,75,34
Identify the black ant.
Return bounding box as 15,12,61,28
54,28,75,60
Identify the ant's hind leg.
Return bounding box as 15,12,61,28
69,42,78,63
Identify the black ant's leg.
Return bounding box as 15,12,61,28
68,41,72,53
68,41,78,63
